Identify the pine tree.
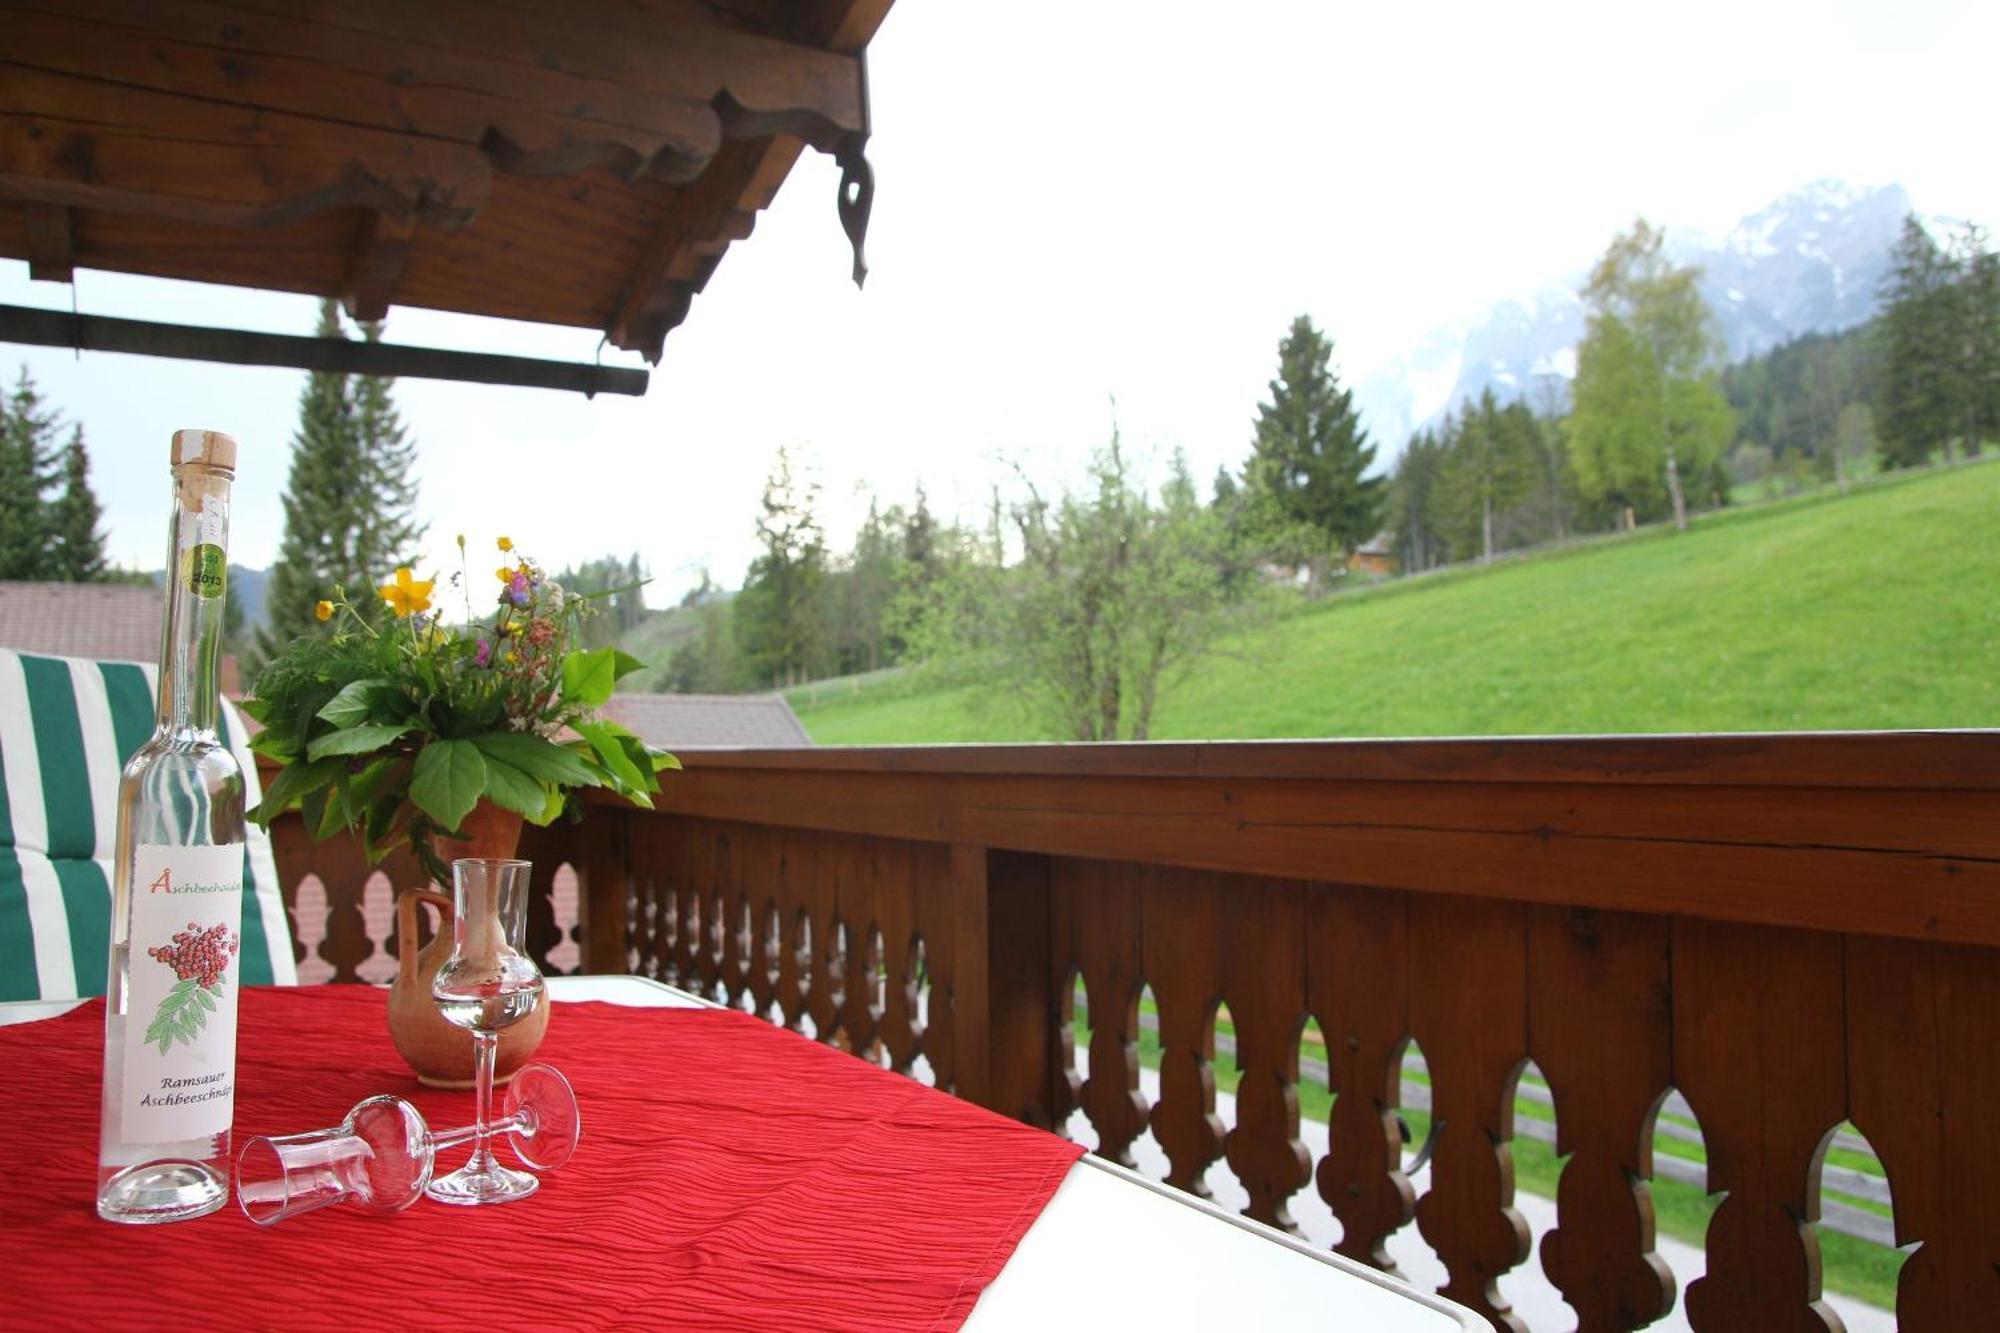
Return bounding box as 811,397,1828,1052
48,427,108,581
1951,224,2000,458
1389,428,1449,573
1877,216,1955,468
351,319,426,576
1244,314,1382,593
255,302,425,664
257,301,367,661
734,448,828,686
0,369,62,580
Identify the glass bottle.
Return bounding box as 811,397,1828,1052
96,429,245,1224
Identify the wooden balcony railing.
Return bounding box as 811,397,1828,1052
267,732,2000,1332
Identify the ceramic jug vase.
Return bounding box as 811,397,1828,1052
385,804,549,1087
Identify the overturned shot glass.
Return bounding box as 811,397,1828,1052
235,1063,580,1226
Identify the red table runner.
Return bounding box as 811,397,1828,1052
0,986,1082,1332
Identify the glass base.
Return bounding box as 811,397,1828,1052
97,1159,228,1224
425,1158,539,1207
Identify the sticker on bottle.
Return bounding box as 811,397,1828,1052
122,844,244,1143
182,543,227,600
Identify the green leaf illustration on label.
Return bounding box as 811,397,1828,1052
142,923,239,1054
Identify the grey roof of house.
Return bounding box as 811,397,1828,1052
603,692,814,749
0,580,161,663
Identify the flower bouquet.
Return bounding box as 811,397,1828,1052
244,537,676,882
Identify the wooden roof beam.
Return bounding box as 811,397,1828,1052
0,65,492,231
341,211,414,323
608,140,796,360
22,204,73,282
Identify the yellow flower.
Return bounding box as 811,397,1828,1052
379,567,435,618
495,566,513,583
497,536,514,552
314,599,334,622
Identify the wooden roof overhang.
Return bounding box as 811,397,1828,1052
0,0,892,394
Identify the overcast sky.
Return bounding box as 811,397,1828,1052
4,0,1996,604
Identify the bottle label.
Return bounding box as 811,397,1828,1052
183,543,227,600
121,844,244,1142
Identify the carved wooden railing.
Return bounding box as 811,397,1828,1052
265,733,2000,1332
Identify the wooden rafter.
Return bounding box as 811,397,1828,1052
0,0,897,382
22,203,72,281
342,211,414,323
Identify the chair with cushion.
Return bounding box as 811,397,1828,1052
0,647,295,1002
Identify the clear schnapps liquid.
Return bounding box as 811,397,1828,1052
96,429,246,1224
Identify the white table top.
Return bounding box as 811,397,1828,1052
4,978,1483,1331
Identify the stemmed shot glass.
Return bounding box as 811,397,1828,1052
426,857,548,1206
234,1066,580,1226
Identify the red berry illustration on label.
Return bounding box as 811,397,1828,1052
143,921,239,1054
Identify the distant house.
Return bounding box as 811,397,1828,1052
0,580,161,663
1347,535,1398,578
602,693,814,750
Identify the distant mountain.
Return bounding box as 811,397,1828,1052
1356,180,1933,452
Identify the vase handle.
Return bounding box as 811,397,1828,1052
395,888,455,987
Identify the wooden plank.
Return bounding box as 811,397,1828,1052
1141,866,1226,1199
609,136,796,359
234,0,865,137
1673,919,1846,1332
2,0,725,181
0,303,649,397
1529,906,1676,1332
947,843,991,1107
1409,893,1532,1333
635,730,2000,791
342,211,413,322
576,804,628,972
636,764,2000,947
22,202,70,280
984,851,1060,1127
0,64,493,229
1846,937,2000,1330
1218,872,1311,1232
1308,882,1416,1273
1054,857,1148,1166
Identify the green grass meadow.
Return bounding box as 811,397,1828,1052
795,459,2000,743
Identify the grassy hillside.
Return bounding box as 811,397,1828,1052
793,460,2000,743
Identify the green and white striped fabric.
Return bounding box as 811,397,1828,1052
0,648,295,1001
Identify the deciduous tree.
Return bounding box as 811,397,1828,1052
1568,219,1733,530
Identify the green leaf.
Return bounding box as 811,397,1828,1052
306,723,411,762
471,732,600,789
408,739,488,832
249,755,344,825
478,750,550,821
248,728,299,763
316,677,394,728
236,695,272,725
611,650,647,681
575,720,647,793
652,750,682,772
560,647,618,709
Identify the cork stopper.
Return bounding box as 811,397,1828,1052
171,429,237,475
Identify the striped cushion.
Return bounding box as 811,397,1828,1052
0,648,295,1001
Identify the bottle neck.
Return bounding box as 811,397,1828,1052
156,465,232,738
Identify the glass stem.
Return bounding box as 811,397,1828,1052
468,1031,499,1175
